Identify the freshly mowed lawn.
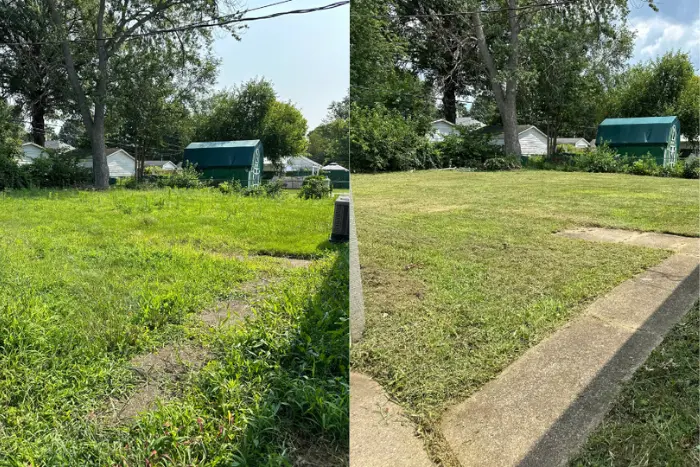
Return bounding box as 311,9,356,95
0,188,348,465
571,304,699,467
351,171,697,435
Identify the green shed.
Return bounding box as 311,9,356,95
595,116,680,166
322,162,350,189
184,140,263,186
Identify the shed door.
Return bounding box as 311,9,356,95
664,125,678,166
250,148,261,186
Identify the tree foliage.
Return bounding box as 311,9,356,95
193,79,308,165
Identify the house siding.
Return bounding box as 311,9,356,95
490,127,548,155
20,144,47,165
430,121,456,142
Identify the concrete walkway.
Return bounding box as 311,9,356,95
441,229,699,467
350,372,434,467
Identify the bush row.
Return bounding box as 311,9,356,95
525,145,700,179
0,152,91,190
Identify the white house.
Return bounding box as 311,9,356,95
19,142,48,165
429,117,485,142
44,140,75,152
144,160,177,172
79,148,135,178
556,137,591,149
264,155,322,174
478,124,549,156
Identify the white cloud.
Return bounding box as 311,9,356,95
630,17,700,69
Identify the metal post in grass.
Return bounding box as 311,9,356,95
330,195,350,243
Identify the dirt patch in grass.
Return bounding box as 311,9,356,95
104,343,212,424
289,434,349,467
200,300,252,328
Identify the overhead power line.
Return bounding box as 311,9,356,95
379,0,579,19
0,0,348,46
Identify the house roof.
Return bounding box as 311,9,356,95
431,117,485,128
21,142,45,150
145,160,175,167
557,137,590,146
322,162,348,171
476,124,547,139
455,116,485,127
44,140,75,151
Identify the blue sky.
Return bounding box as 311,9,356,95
627,0,699,69
212,0,349,131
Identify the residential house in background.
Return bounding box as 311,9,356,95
79,148,136,178
556,137,591,150
429,117,485,142
477,124,549,155
19,142,47,165
144,160,177,172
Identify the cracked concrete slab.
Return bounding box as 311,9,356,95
442,228,699,467
557,227,699,256
350,372,434,467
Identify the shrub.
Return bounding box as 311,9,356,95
659,161,685,178
25,151,92,188
683,156,700,179
219,180,242,194
626,154,661,176
242,184,266,197
263,179,285,197
483,157,520,171
298,175,332,199
157,164,203,188
0,156,30,189
575,144,620,173
116,177,139,189
437,126,503,168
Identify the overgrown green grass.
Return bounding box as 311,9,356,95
0,188,348,465
571,304,699,467
351,170,698,462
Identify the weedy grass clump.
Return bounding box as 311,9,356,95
0,188,348,465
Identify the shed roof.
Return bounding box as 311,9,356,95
596,116,678,145
185,140,260,150
184,140,262,168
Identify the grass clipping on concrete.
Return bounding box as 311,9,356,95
0,188,348,465
571,304,699,467
351,171,698,444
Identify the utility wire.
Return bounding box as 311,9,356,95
361,0,579,19
0,0,348,46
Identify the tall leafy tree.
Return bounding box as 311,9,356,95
395,0,484,123
350,0,433,125
308,99,349,167
193,79,308,165
44,0,242,189
469,0,655,156
0,0,69,146
517,5,633,152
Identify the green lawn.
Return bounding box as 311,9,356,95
351,170,698,463
0,188,348,465
571,304,699,467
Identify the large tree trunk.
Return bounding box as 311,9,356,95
442,78,458,123
30,97,46,146
48,0,110,189
91,117,110,187
472,2,522,157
